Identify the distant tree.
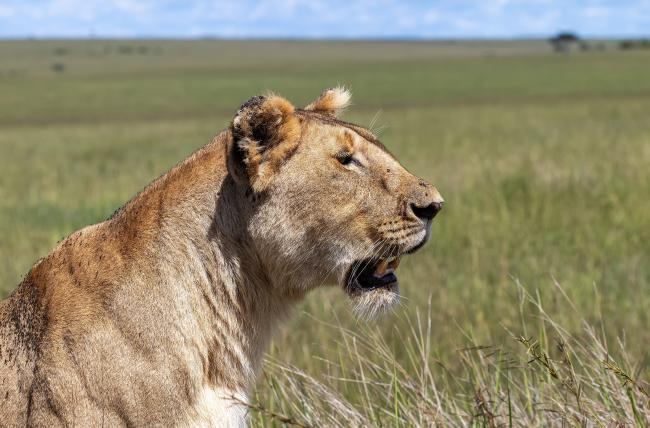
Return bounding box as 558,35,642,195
554,32,580,42
549,32,581,52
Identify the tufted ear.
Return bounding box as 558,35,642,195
304,86,351,117
229,94,301,192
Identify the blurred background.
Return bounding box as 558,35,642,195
1,1,650,425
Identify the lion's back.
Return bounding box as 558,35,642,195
0,276,46,426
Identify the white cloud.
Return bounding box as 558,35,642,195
583,6,611,18
0,5,14,17
450,17,479,32
113,0,150,15
423,9,440,24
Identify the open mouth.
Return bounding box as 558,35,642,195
346,256,401,292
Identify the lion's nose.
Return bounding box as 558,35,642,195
408,181,444,222
409,201,443,222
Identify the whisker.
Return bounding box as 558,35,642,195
368,109,383,133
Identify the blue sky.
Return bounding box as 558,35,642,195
0,0,648,39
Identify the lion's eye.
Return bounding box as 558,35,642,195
336,151,355,166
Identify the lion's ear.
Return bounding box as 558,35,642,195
229,94,301,192
304,87,351,117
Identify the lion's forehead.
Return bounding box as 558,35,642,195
301,117,395,161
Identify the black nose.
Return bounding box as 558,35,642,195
410,201,443,222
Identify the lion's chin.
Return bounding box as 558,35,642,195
348,283,400,320
343,256,402,319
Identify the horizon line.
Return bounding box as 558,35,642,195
1,34,649,42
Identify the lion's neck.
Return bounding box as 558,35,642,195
198,152,297,394
185,203,295,393
118,133,296,395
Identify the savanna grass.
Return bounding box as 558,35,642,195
251,282,649,426
1,40,649,425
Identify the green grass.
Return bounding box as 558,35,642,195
1,39,649,425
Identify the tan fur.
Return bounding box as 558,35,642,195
304,86,351,116
0,89,443,426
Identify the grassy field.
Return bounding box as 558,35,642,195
1,39,650,425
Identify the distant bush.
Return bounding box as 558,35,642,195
53,47,68,56
51,62,66,73
619,39,650,50
118,45,134,54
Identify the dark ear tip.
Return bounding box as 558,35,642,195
237,95,266,115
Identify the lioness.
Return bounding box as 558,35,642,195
0,88,443,426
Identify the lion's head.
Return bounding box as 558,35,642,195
228,88,443,318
